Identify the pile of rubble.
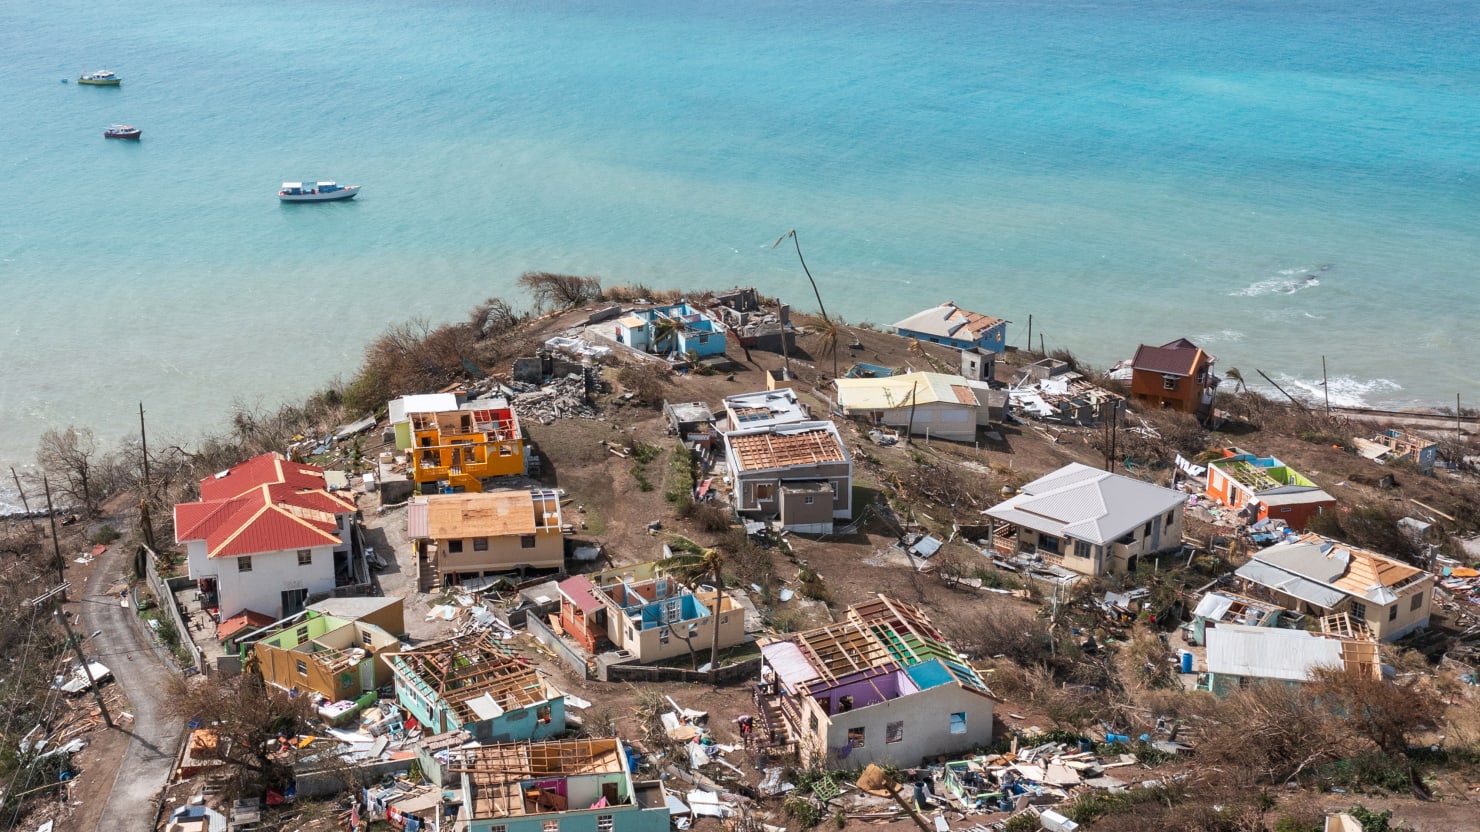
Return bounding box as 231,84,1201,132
511,375,599,423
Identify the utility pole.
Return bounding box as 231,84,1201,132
33,583,113,728
905,380,920,444
1460,394,1464,443
138,402,157,552
10,466,36,525
43,474,65,589
1321,356,1330,417
1026,314,1033,354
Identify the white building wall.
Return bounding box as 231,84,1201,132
212,544,337,618
812,685,995,769
185,540,215,580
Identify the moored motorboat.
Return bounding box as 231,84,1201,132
278,181,360,202
104,124,141,139
79,70,121,86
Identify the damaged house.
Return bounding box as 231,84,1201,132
447,738,670,832
557,561,747,664
1354,429,1440,471
613,302,727,358
1128,338,1217,418
723,420,851,533
834,371,1004,442
1234,532,1434,642
756,594,995,768
408,489,566,587
1204,447,1335,530
1008,358,1123,426
253,612,400,702
1198,624,1379,696
404,399,527,493
386,632,566,742
893,301,1009,354
984,462,1187,576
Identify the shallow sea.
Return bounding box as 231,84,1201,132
2,0,1478,510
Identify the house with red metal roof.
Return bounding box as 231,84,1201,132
1128,338,1218,418
175,453,358,630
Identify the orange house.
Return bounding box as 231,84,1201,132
408,403,524,493
1204,448,1335,531
1129,338,1217,417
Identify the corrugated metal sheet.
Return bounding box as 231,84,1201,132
1234,560,1346,609
406,498,429,539
759,640,819,691
1205,624,1342,682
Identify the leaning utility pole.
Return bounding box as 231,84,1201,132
42,474,65,588
9,466,36,525
138,402,157,552
33,583,113,728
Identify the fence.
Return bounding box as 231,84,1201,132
141,544,204,673
604,656,762,685
526,614,594,679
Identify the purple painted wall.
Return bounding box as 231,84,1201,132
812,667,916,713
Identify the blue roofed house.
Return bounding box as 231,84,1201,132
385,631,566,742
612,302,727,358
893,301,1009,354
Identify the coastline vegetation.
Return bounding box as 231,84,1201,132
4,275,1480,828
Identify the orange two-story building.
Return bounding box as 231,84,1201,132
408,401,524,493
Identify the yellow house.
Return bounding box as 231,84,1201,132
408,402,524,493
409,489,566,586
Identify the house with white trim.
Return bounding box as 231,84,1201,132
175,453,358,629
984,462,1186,576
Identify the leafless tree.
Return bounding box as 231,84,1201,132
165,672,314,800
35,426,108,514
469,296,522,339
518,271,602,310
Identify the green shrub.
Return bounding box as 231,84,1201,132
90,525,122,546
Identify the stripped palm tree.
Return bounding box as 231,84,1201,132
815,317,845,381
1225,367,1248,394
649,313,682,356
772,229,830,323
660,538,727,681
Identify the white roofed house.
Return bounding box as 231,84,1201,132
834,371,1003,443
1233,532,1434,642
983,462,1187,576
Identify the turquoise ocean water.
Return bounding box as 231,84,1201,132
2,0,1479,510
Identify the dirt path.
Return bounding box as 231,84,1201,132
75,545,184,832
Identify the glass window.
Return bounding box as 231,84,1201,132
950,712,967,734
543,822,559,832
447,539,463,554
362,630,374,646
521,535,537,549
1162,375,1178,390
1350,601,1367,620
297,549,312,566
237,556,253,573
1388,605,1398,621
847,727,865,748
886,721,904,744
1074,540,1091,559
296,660,307,676
473,537,489,551
597,816,614,832
659,627,670,644
1411,594,1423,611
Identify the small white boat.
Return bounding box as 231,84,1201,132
278,181,360,202
79,70,121,86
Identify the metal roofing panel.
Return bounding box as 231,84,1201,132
760,640,820,691
406,498,429,539
1234,560,1347,609
1205,624,1343,682
984,462,1184,545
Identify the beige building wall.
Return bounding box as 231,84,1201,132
437,529,564,575
607,595,747,664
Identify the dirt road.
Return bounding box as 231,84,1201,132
76,546,184,832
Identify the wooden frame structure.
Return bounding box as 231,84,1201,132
449,738,625,819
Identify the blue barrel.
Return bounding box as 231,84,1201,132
1180,650,1194,673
